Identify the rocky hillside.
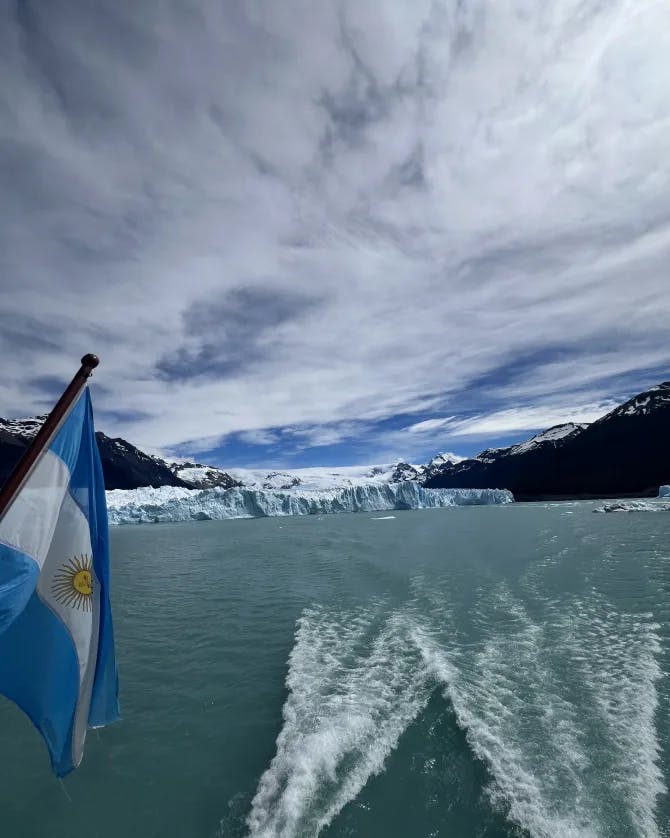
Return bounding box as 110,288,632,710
390,453,463,484
0,417,188,491
169,462,241,490
424,383,670,500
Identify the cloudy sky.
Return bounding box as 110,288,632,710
1,1,669,467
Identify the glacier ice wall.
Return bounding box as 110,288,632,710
658,485,670,498
106,483,513,525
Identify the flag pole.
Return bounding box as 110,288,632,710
0,354,100,521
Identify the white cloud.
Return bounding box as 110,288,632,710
1,1,669,459
407,417,457,435
236,429,281,447
418,401,621,439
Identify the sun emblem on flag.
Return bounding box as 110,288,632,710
51,554,94,611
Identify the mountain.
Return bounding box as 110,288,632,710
2,382,667,499
424,383,670,500
94,435,189,490
0,416,424,492
0,418,411,493
218,464,405,491
389,452,464,484
0,417,188,491
170,462,242,490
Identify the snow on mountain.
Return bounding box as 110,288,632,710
171,462,421,492
389,462,423,482
175,457,467,492
0,413,466,495
425,452,465,469
507,423,588,456
0,415,185,490
596,382,670,421
0,413,467,494
472,424,587,463
389,453,465,483
106,483,513,525
473,447,510,464
224,464,401,491
0,415,47,438
170,462,240,489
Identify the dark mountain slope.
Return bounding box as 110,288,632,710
0,417,188,491
424,383,670,500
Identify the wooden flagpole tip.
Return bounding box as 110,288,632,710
81,354,100,372
0,353,102,519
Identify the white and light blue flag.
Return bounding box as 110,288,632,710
0,388,119,775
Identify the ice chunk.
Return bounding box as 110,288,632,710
594,500,670,513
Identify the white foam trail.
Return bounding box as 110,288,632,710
246,583,665,838
413,589,598,838
246,604,432,838
413,583,665,838
553,597,665,838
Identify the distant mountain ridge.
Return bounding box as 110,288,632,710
0,417,187,491
424,382,670,500
0,418,422,492
1,381,667,498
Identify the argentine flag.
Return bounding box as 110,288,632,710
0,388,119,775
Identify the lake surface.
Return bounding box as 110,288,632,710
1,503,669,837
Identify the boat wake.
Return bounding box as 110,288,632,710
245,584,665,838
246,602,433,837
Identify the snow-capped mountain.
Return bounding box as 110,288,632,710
169,462,241,490
474,423,588,463
2,381,667,499
591,383,670,422
388,453,464,484
0,417,438,493
169,462,400,491
170,461,471,492
0,415,47,438
505,422,588,456
230,465,398,491
0,416,187,491
425,382,670,500
389,462,423,482
0,415,430,493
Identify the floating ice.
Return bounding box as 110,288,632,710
594,499,670,513
106,482,513,525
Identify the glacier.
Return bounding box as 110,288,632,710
106,483,513,525
659,485,670,498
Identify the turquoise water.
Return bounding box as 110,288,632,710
1,503,669,837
